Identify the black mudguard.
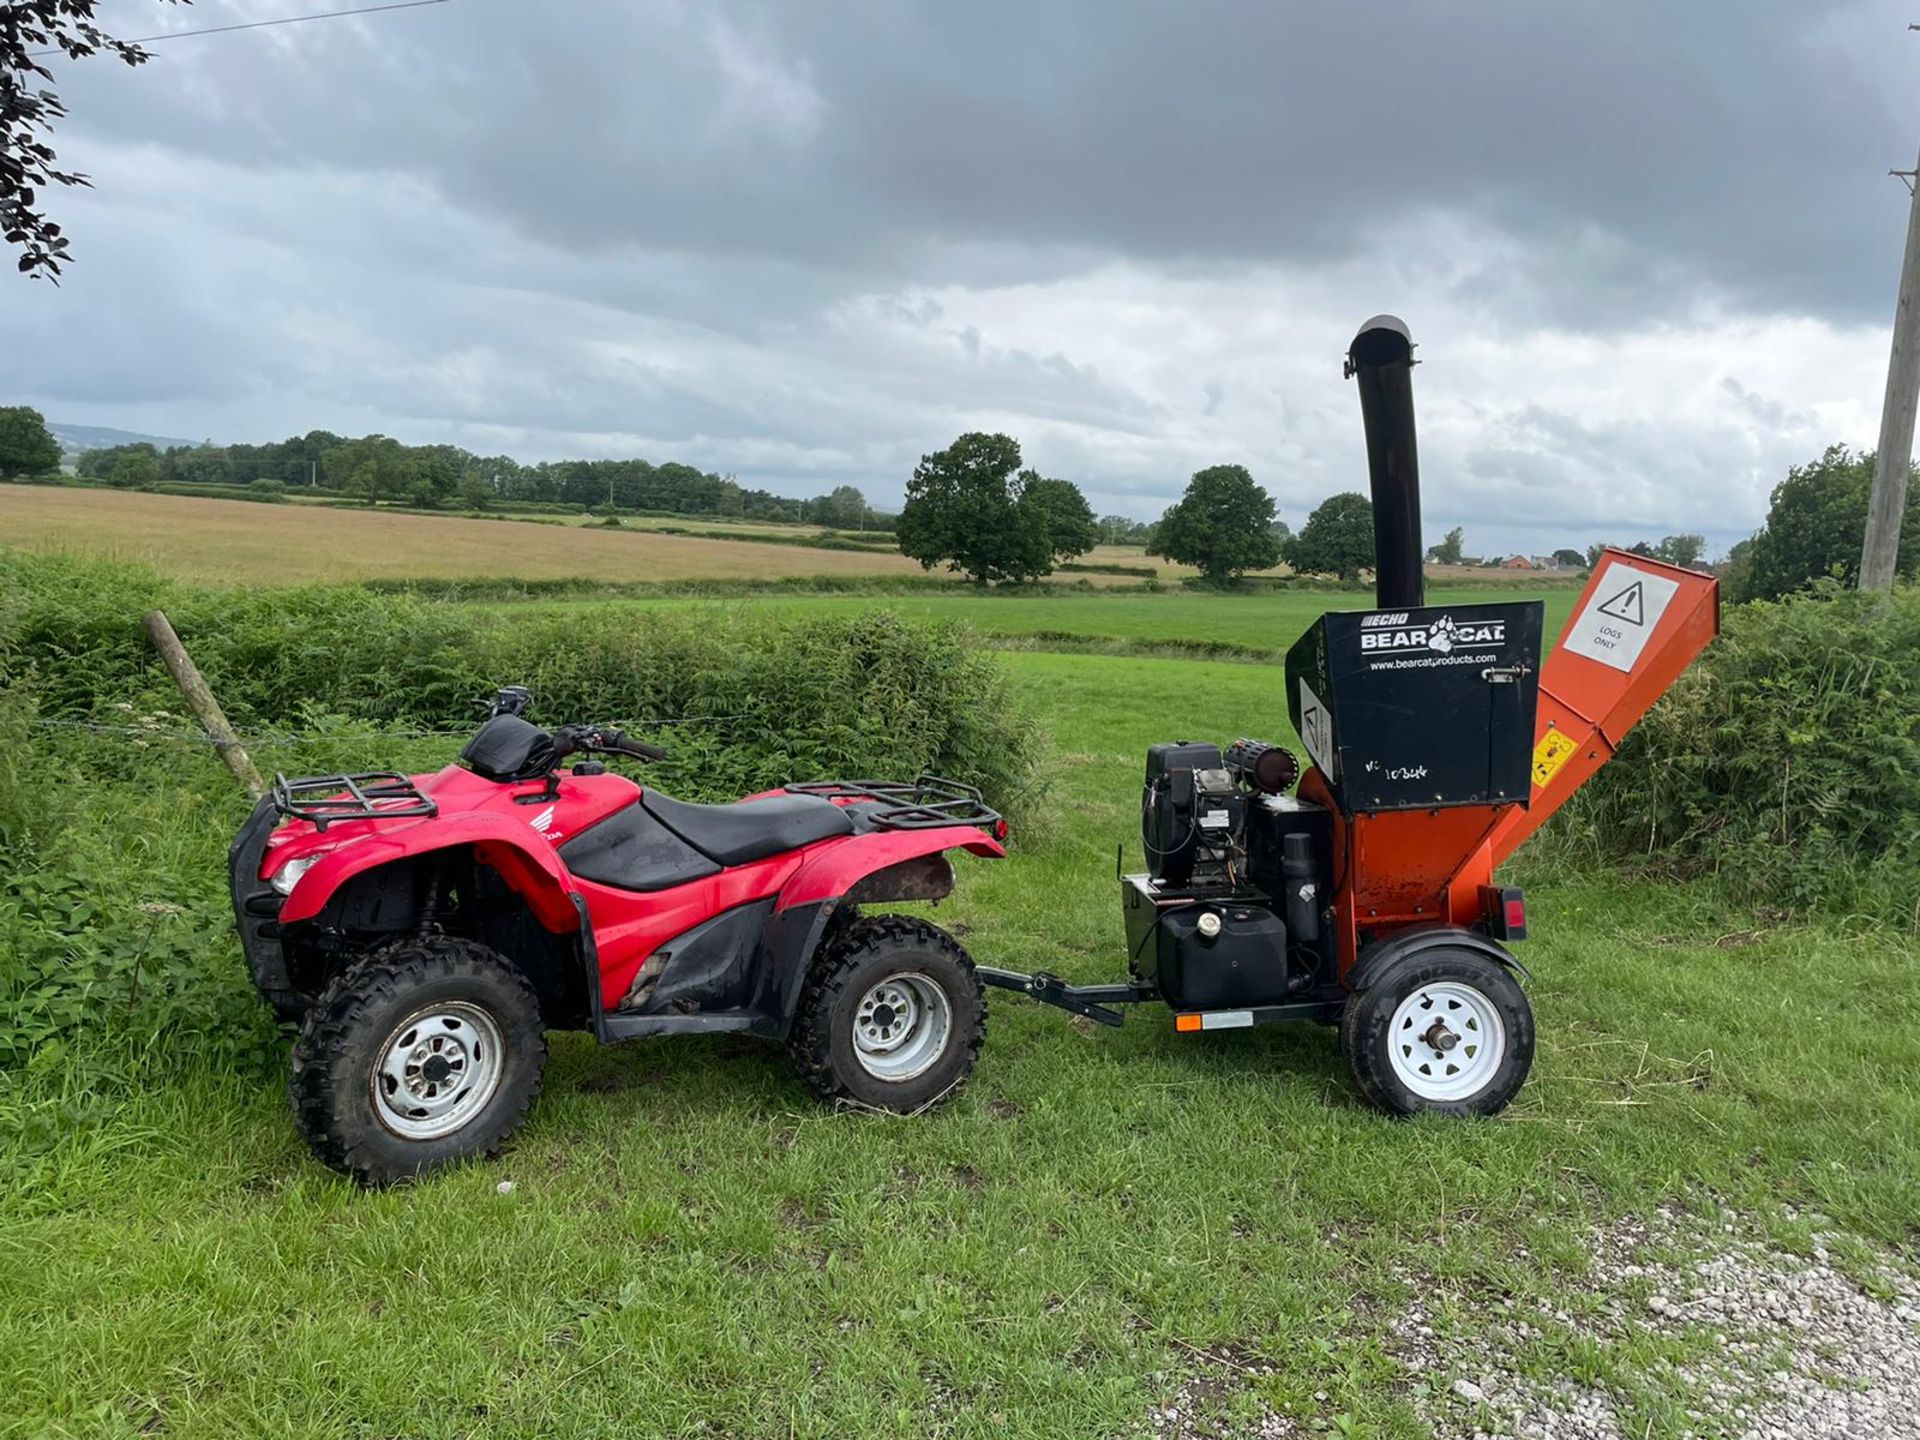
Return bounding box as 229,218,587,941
1345,923,1530,995
229,796,301,1009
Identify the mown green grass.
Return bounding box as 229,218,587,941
3,640,1915,1439
505,587,1584,662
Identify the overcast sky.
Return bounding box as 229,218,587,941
4,0,1916,557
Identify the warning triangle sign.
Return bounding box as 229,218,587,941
1597,580,1645,626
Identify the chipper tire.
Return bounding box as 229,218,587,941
290,936,547,1186
1340,947,1534,1118
789,915,986,1113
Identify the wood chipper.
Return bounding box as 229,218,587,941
979,315,1721,1116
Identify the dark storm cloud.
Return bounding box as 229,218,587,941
48,0,1914,321
0,0,1910,555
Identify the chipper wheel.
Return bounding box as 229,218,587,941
289,936,548,1186
1340,946,1535,1117
788,915,986,1113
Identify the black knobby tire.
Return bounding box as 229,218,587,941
289,936,547,1186
788,915,986,1113
1340,946,1535,1118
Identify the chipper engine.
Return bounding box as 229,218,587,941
980,316,1720,1115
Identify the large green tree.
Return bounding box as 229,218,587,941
1427,526,1465,565
1291,491,1376,582
1019,474,1098,564
171,444,232,487
1653,533,1706,568
1738,446,1920,600
108,447,159,488
897,433,1090,584
0,405,61,478
1149,464,1281,584
810,484,871,529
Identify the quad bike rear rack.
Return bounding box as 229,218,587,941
271,772,438,833
785,775,1003,835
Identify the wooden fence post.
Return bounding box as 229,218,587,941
142,610,267,800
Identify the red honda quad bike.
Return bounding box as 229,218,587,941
230,687,1007,1185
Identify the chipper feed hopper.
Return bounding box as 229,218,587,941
982,317,1720,1115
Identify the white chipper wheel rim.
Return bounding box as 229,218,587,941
1384,979,1508,1103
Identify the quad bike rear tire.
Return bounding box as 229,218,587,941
1340,947,1534,1118
788,914,986,1113
290,936,547,1186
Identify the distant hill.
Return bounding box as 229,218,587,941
49,422,200,457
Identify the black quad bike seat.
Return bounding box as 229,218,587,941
641,790,855,867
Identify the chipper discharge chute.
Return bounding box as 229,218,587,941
981,316,1720,1115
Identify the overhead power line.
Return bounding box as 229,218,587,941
28,0,453,57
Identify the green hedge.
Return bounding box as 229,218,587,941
1548,582,1920,924
0,553,1043,810
0,554,1044,1070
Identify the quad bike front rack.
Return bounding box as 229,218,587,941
271,772,438,833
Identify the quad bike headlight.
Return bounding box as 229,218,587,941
270,855,321,897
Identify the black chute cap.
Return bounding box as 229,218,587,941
1345,314,1424,610
1344,314,1415,375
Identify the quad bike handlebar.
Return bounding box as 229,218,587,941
470,689,669,777
549,724,670,765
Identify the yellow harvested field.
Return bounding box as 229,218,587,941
0,487,947,586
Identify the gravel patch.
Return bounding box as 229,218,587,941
1141,1351,1299,1439
1394,1207,1920,1438
1143,1374,1298,1440
1131,1209,1917,1438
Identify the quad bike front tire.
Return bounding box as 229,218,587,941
290,936,547,1186
789,914,986,1113
1340,947,1534,1118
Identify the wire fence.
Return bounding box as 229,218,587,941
24,713,763,750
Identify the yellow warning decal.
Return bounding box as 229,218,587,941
1532,727,1580,789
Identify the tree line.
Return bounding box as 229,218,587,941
897,435,1338,586
897,431,1758,588
8,403,1911,597
0,410,894,530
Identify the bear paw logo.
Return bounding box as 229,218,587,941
1428,615,1457,654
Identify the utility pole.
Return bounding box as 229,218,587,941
1861,35,1920,591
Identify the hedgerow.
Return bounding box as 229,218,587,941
0,553,1044,1072
1541,581,1920,926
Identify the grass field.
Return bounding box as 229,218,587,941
526,588,1585,662
5,624,1915,1439
0,488,1166,587
1,486,1586,594
0,487,942,586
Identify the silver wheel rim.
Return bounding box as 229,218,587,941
371,1001,507,1140
852,972,953,1083
1387,979,1506,1103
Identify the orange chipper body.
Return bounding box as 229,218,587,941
990,314,1723,1122
1299,550,1719,977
